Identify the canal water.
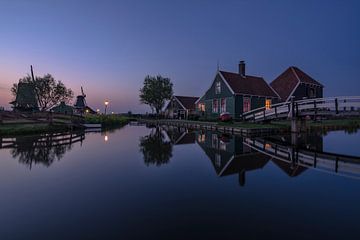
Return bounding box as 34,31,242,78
0,125,359,239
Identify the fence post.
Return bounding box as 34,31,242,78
263,109,266,121
335,98,339,114
314,100,317,120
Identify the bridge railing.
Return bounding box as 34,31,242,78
242,96,360,122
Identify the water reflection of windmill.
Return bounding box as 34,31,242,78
0,131,85,169
74,87,96,114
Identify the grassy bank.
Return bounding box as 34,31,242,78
143,117,360,132
85,114,131,127
0,123,73,136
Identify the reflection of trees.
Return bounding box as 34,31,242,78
8,132,84,168
139,127,173,166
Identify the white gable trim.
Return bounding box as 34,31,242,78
268,84,281,99
196,70,235,104
284,67,301,102
195,95,204,104
218,71,235,95
173,96,187,110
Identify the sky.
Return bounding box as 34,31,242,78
0,0,359,113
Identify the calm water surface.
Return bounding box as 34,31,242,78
0,125,359,240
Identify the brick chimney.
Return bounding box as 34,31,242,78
239,60,245,77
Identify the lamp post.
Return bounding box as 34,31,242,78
104,100,109,115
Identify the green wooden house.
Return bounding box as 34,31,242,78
196,61,280,120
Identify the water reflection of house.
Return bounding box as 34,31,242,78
196,131,270,186
162,125,196,145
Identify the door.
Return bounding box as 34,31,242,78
243,97,251,113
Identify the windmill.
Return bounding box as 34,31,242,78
74,87,87,110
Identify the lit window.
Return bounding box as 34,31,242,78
213,99,218,113
215,81,221,94
265,99,271,110
220,98,226,113
198,134,205,143
198,103,205,112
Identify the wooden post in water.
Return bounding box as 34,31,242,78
290,97,299,133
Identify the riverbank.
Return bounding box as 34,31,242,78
84,115,132,127
138,117,360,136
0,114,132,136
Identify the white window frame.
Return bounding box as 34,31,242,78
212,99,218,113
220,98,226,113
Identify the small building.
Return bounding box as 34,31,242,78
164,96,199,119
270,66,323,102
51,101,74,115
196,61,280,120
10,82,39,112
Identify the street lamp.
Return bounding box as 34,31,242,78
104,100,109,115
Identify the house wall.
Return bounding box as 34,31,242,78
165,99,185,119
235,95,279,118
292,83,323,101
197,73,235,119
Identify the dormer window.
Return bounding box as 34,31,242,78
215,81,221,94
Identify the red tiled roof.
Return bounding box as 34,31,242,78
219,71,279,98
174,96,199,110
270,66,323,101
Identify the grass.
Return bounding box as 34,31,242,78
84,114,131,127
306,118,360,128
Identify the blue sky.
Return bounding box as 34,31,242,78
0,0,359,113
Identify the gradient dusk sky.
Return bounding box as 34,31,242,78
1,0,359,113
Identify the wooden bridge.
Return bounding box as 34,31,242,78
242,96,360,123
0,111,85,126
243,137,360,179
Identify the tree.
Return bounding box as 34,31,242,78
139,75,173,114
11,74,74,111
